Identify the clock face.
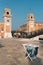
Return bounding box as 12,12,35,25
7,20,9,22
29,23,34,28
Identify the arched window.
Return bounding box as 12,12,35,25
7,12,9,15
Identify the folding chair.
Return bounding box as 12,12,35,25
23,44,39,61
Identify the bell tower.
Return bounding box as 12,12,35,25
4,8,12,38
27,13,35,33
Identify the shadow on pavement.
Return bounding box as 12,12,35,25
29,57,43,65
0,44,4,48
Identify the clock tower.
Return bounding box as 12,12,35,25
4,8,12,38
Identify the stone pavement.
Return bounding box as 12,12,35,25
0,38,43,65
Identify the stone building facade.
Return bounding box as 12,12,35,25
18,13,43,33
0,8,12,38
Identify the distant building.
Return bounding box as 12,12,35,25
18,13,43,33
0,8,12,38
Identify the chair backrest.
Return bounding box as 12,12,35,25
23,43,39,57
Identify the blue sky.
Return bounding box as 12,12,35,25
0,0,43,30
